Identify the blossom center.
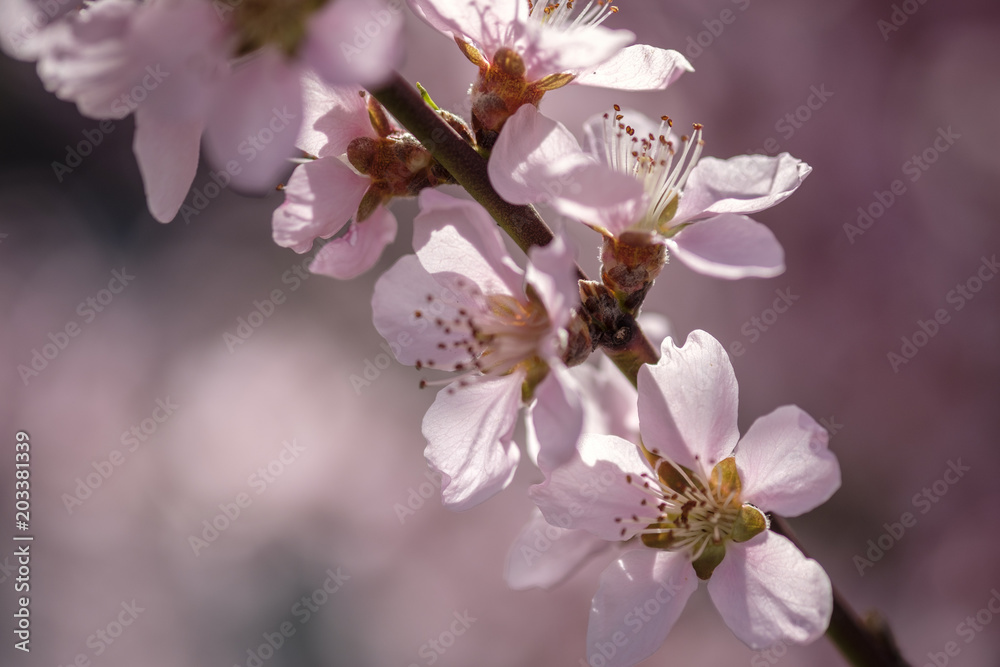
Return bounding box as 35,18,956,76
616,454,767,579
598,106,704,234
413,282,553,390
226,0,329,57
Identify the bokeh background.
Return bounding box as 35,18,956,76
2,1,1000,666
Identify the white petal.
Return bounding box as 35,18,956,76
587,550,698,667
271,157,367,253
735,406,841,517
674,153,812,223
204,50,303,192
529,365,585,472
504,508,610,590
525,234,579,333
489,105,644,234
638,330,740,476
574,45,693,91
413,189,524,298
371,255,470,370
520,22,633,81
668,213,785,279
708,532,833,649
405,0,516,58
132,107,202,223
297,72,374,157
571,356,640,442
303,0,402,88
423,372,524,510
309,207,397,280
530,434,655,542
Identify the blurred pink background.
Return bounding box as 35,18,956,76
2,1,999,666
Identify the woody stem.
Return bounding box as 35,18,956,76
770,516,911,667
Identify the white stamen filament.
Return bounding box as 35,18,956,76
413,284,551,390
615,456,741,557
600,106,705,233
527,0,620,30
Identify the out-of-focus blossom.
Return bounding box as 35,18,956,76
372,189,585,510
490,105,811,281
0,0,84,60
531,330,841,665
32,0,403,221
406,0,691,146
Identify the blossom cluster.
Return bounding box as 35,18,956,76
8,0,843,664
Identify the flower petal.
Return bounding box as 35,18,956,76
571,356,640,442
520,22,634,81
132,107,203,223
309,207,397,280
204,49,303,192
525,234,579,333
574,45,693,91
405,0,516,57
674,153,811,223
297,73,373,157
302,0,402,88
2,0,83,61
530,434,655,542
271,157,367,253
668,213,785,280
371,256,471,370
504,508,611,590
735,405,841,517
708,532,833,649
529,364,585,472
587,549,698,667
423,372,523,510
638,330,740,476
489,105,644,234
413,189,524,298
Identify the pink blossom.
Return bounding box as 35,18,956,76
33,0,402,222
530,330,841,663
271,77,404,280
372,189,585,509
490,105,812,279
406,0,691,145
